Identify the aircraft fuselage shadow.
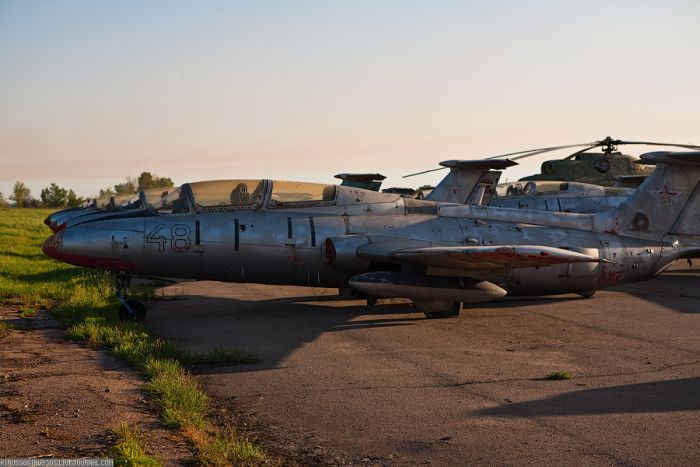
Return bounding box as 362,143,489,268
612,271,700,313
476,377,700,417
146,295,423,374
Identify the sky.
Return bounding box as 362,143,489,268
1,0,699,199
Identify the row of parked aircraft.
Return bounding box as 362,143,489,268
42,138,700,322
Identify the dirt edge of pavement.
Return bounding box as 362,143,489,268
0,306,193,464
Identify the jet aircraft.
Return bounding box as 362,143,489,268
41,151,700,322
46,188,173,232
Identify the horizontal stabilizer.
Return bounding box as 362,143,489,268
334,173,386,181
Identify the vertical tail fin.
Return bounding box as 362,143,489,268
426,159,517,205
615,152,700,239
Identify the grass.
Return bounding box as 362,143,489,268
0,320,17,338
546,370,572,380
18,307,37,318
109,422,162,467
192,426,267,465
0,208,268,465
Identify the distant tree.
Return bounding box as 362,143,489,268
137,172,174,191
97,172,173,201
40,183,69,208
114,176,138,195
66,189,84,208
10,181,31,207
25,198,41,208
99,187,116,198
0,191,7,207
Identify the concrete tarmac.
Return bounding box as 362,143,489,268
147,263,700,465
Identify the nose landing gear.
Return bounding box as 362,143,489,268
115,273,147,322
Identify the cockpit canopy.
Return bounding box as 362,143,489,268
118,194,142,209
496,181,555,198
114,188,173,210
153,187,189,214
143,187,173,206
189,180,265,208
150,179,389,215
269,181,336,206
496,180,626,199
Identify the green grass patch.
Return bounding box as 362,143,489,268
546,370,572,380
18,307,37,318
193,426,267,466
109,422,161,467
144,357,210,429
0,209,266,464
0,320,17,338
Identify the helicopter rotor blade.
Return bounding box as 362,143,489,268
564,144,600,160
402,166,448,178
402,142,596,178
615,140,700,150
484,142,596,160
563,139,700,160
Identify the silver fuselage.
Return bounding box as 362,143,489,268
46,204,675,297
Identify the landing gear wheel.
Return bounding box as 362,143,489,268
118,299,147,322
578,290,596,299
413,301,462,319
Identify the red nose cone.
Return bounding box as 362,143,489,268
42,232,63,260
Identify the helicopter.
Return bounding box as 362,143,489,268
507,136,700,186
404,137,700,213
41,150,700,322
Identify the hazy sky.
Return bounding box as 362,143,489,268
1,0,699,198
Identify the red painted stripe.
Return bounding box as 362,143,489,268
42,236,135,272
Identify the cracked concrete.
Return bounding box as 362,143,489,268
146,261,700,465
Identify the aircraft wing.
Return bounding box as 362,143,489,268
358,243,606,270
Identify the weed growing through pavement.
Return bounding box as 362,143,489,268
546,370,572,380
109,422,162,466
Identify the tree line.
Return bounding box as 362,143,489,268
0,172,174,208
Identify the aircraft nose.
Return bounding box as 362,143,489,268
40,223,139,272
42,231,63,260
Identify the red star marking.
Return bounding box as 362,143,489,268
656,185,679,207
